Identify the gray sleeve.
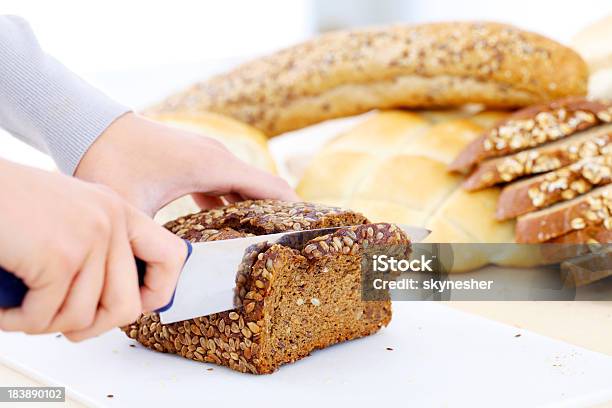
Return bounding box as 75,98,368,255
0,15,130,174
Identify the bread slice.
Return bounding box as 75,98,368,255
515,184,612,243
147,22,588,136
496,154,612,220
462,123,612,190
450,98,612,173
560,249,612,288
123,200,410,374
549,226,612,244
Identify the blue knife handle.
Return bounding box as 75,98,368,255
0,267,27,309
0,239,192,311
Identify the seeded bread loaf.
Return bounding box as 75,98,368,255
515,185,612,243
496,154,612,220
148,112,277,224
147,22,588,137
450,98,612,173
124,200,408,374
451,97,612,246
462,124,612,191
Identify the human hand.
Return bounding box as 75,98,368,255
75,113,299,216
0,159,186,341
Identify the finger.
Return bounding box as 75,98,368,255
191,193,225,210
125,205,186,312
226,163,299,202
46,240,107,333
64,211,141,341
0,260,72,333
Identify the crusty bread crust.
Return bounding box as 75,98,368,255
550,226,612,244
462,124,612,191
450,98,612,173
515,184,612,243
147,22,588,136
496,155,612,220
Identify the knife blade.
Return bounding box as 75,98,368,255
159,224,430,324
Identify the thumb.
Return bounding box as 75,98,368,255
124,204,187,312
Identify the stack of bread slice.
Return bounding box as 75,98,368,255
450,97,612,244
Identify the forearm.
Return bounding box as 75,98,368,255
0,15,130,174
0,156,28,187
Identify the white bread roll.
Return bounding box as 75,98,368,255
296,110,547,271
571,15,612,99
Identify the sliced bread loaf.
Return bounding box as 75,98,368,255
123,200,409,374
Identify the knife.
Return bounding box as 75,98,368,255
0,225,429,324
162,224,429,324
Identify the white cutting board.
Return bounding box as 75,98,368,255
0,303,611,408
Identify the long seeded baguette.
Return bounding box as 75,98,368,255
515,184,612,243
462,124,612,191
147,22,588,136
124,200,409,374
450,98,612,173
496,154,612,220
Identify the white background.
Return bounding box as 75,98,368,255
1,0,609,73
